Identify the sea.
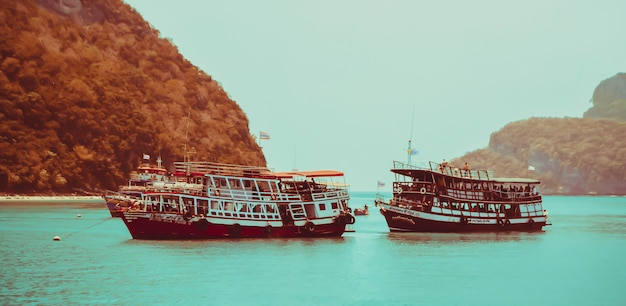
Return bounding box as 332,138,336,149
1,192,625,306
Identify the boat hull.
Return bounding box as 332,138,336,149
121,212,349,239
379,204,546,232
106,199,127,217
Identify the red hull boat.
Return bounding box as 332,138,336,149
106,161,355,239
377,161,551,232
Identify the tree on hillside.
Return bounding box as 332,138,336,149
0,0,266,193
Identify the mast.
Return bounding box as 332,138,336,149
183,108,196,174
407,106,415,165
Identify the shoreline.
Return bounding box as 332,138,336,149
0,195,104,202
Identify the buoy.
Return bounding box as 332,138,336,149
77,214,82,218
53,236,61,241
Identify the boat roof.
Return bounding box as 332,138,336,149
273,170,345,178
492,177,540,184
137,166,167,172
392,161,540,184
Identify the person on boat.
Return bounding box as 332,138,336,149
461,162,470,176
440,159,448,172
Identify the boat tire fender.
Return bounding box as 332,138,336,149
183,211,192,221
304,221,315,233
229,223,242,237
214,188,220,196
504,219,511,226
265,225,272,237
460,216,468,225
196,218,209,231
270,193,277,201
420,187,426,194
346,214,356,225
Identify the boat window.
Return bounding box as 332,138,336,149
256,180,271,192
214,178,226,187
331,202,338,209
269,181,279,193
319,203,326,211
227,178,241,189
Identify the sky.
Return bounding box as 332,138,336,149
124,0,625,191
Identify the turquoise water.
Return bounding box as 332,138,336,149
1,193,625,305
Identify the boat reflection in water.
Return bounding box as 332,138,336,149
385,231,544,245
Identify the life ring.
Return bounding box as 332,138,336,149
270,193,277,201
304,221,315,233
420,187,426,194
214,188,220,196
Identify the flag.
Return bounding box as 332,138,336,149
143,153,150,160
528,165,535,171
377,181,385,187
260,131,270,140
407,149,418,156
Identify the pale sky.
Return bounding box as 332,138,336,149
124,0,625,191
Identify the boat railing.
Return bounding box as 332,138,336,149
206,186,302,202
311,189,350,201
391,197,426,210
143,181,205,194
289,203,308,220
393,160,427,170
392,161,493,180
105,190,142,201
492,189,541,202
393,181,436,194
174,161,273,176
205,201,282,220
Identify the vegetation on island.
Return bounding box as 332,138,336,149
0,0,265,194
451,73,626,195
1,1,624,196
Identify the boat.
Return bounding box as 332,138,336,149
377,160,551,232
353,204,369,216
104,161,356,239
105,158,169,217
